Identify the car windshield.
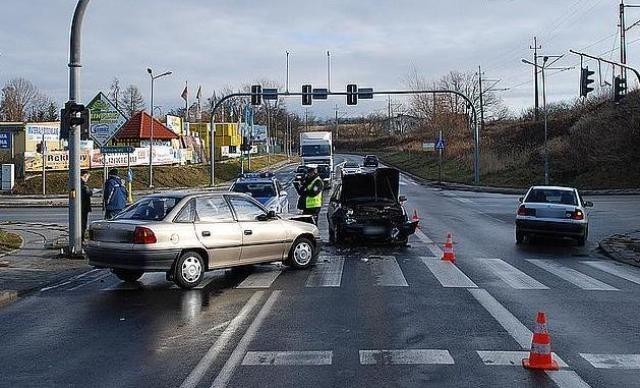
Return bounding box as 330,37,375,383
525,189,577,205
301,144,331,156
232,182,276,198
345,162,359,168
114,197,180,221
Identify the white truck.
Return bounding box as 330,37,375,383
299,131,333,188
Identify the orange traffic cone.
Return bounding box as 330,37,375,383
441,233,456,263
522,311,559,370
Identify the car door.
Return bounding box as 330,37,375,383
192,195,243,267
327,184,341,230
226,195,287,263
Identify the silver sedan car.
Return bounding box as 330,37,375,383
86,192,320,289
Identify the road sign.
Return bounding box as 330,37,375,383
435,137,445,150
422,142,435,152
263,88,278,100
358,88,374,99
312,88,328,100
0,132,10,149
101,146,134,154
86,92,127,147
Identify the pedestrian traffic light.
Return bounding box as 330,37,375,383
347,84,358,105
60,101,90,140
579,67,595,97
302,85,312,106
614,76,627,102
250,85,262,106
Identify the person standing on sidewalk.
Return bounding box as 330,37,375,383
103,169,127,220
80,170,92,241
301,165,324,224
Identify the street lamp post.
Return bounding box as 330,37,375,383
146,68,172,189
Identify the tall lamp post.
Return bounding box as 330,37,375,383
146,68,172,188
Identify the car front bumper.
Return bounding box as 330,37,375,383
341,220,417,241
516,219,587,237
86,245,181,271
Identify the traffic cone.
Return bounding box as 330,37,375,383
441,233,456,263
522,311,559,370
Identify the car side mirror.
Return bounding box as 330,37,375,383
584,201,593,208
399,195,407,203
518,197,524,203
267,210,277,219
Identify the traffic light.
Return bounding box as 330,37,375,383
60,101,90,140
579,67,595,97
250,85,262,106
614,76,627,102
347,84,358,105
302,85,312,106
36,142,43,154
241,137,252,152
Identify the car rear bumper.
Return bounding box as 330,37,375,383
516,219,587,237
86,245,181,271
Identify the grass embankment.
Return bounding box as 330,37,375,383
14,154,292,195
0,230,22,254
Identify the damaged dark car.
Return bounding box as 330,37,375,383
327,168,418,245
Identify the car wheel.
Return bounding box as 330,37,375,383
174,251,204,289
516,229,524,244
576,227,588,246
287,237,315,269
329,228,336,245
112,269,144,282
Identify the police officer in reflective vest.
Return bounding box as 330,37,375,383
302,165,324,224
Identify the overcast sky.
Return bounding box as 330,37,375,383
0,0,633,118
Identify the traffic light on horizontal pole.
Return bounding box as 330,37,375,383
579,67,594,97
347,84,358,105
302,84,312,105
250,85,262,106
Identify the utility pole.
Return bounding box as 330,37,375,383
387,95,392,133
335,104,339,140
304,108,308,131
477,66,485,134
621,1,627,81
530,36,542,121
327,50,331,92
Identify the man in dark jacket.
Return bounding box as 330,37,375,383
103,168,127,220
80,170,92,241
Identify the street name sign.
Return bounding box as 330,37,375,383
101,146,134,154
87,92,127,147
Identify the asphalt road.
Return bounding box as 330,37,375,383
1,154,640,387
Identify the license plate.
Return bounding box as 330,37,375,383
363,226,386,235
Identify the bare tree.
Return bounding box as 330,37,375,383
28,94,58,122
108,77,121,110
120,85,145,118
0,78,40,121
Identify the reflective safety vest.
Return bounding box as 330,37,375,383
305,176,323,209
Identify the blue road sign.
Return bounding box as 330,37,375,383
435,137,445,150
101,146,134,154
0,132,10,149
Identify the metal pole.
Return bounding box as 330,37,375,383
532,36,540,121
327,50,331,92
285,51,290,94
438,129,443,183
621,1,627,81
209,111,215,186
542,58,549,185
149,75,154,188
127,153,132,203
41,133,46,196
478,65,485,134
68,0,90,256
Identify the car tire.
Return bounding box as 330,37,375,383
112,269,144,282
577,227,588,246
287,237,315,269
329,228,336,245
516,229,524,244
174,251,205,289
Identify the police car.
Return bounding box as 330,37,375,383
230,172,290,213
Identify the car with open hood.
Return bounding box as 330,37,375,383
326,168,418,245
86,192,319,289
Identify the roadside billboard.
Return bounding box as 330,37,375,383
166,115,183,135
252,125,268,143
25,123,59,142
86,92,127,147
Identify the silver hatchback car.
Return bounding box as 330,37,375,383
515,186,593,245
86,192,320,289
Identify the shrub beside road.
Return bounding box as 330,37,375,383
0,230,22,255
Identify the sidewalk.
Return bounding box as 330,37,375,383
599,230,640,268
0,159,296,208
0,223,90,307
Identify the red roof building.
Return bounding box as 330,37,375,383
115,111,179,142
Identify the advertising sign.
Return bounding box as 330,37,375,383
166,115,183,135
86,92,127,147
252,125,268,143
0,132,10,149
25,123,59,141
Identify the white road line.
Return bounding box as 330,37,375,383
454,197,473,204
369,256,408,287
67,272,112,291
422,257,477,288
545,370,592,388
40,269,100,292
211,291,281,388
476,350,567,367
241,351,333,366
194,275,220,290
527,259,619,291
236,269,283,289
180,291,265,388
579,353,640,369
468,288,532,349
582,261,640,286
305,256,344,287
359,349,454,365
414,228,444,257
478,259,549,289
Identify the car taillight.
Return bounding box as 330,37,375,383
571,209,584,220
133,227,157,244
517,205,527,216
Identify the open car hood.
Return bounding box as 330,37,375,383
341,168,400,203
